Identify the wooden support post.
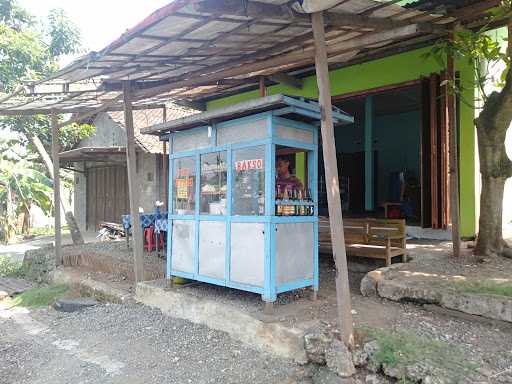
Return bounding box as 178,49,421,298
51,112,62,265
312,11,354,346
163,142,168,209
429,74,439,229
364,96,374,211
162,106,168,210
123,81,145,282
447,37,461,257
259,76,266,97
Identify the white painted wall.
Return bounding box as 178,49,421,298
81,113,127,147
138,152,163,213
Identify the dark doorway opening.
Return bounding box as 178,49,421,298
319,84,424,226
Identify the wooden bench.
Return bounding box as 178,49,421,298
318,217,407,266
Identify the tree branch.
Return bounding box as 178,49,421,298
29,134,72,213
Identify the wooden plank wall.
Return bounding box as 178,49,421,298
440,71,450,229
86,166,129,230
423,73,450,230
429,74,440,228
420,77,432,228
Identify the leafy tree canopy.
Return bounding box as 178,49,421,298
0,0,82,91
428,1,511,101
0,0,32,31
0,0,93,152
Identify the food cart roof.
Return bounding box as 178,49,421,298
141,94,354,135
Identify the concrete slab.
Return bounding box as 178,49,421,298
135,280,310,363
362,264,512,323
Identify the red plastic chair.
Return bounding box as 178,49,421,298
144,226,155,253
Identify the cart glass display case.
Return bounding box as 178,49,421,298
165,95,353,304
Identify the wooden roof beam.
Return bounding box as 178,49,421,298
360,0,403,16
323,10,410,30
193,1,304,22
193,0,426,30
133,23,439,102
268,72,303,89
0,103,166,117
448,0,500,20
173,99,206,111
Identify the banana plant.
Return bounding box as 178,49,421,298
0,132,52,242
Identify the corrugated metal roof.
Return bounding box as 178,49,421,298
0,0,500,115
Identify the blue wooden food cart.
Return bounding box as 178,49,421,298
146,95,353,310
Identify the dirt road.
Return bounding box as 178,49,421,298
0,303,298,384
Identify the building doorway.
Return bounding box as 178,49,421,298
318,79,450,229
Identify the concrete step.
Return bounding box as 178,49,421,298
135,280,309,363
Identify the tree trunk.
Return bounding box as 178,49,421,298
474,24,512,257
22,205,30,234
475,175,506,256
5,183,15,243
29,134,84,245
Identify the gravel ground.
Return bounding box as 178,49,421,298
404,239,512,281
393,307,512,383
3,237,512,383
0,303,298,384
300,255,512,382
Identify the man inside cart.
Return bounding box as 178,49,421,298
276,156,304,198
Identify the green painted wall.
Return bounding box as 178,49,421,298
295,152,306,186
207,47,477,237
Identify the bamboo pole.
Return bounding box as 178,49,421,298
447,34,461,257
311,11,354,346
123,81,145,282
51,112,62,265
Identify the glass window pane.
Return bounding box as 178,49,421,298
200,152,227,215
173,156,196,215
232,146,265,216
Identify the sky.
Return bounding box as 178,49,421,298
19,0,172,64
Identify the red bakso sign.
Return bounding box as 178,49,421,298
235,158,263,172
